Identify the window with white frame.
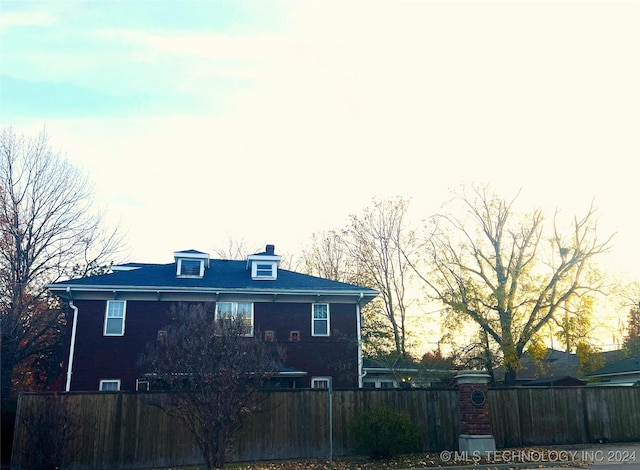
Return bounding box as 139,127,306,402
104,300,126,336
311,377,331,389
136,378,150,391
312,303,329,336
215,302,254,336
252,262,276,280
177,258,204,277
99,379,120,391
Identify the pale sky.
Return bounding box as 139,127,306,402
1,0,639,285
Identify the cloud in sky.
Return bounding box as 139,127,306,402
0,0,638,282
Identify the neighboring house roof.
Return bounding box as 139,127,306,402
362,358,419,374
525,375,587,387
48,255,378,303
494,348,620,383
588,355,640,379
277,364,307,377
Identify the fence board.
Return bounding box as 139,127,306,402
11,387,640,470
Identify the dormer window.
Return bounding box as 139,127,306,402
174,249,210,278
247,244,281,281
178,259,203,277
253,262,276,279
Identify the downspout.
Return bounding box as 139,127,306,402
356,293,364,388
65,287,79,392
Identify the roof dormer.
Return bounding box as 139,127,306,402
174,249,210,278
247,244,281,280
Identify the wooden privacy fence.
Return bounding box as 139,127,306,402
490,387,640,447
11,387,640,470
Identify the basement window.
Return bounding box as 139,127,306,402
311,377,331,389
136,379,150,392
99,379,121,391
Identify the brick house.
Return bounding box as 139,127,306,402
47,245,378,392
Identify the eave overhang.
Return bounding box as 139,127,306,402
587,370,640,378
48,284,378,305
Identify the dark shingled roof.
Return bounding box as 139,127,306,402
589,355,640,377
49,259,377,294
525,375,587,387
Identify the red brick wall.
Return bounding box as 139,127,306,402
458,382,492,435
67,300,359,391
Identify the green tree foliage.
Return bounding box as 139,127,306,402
552,294,598,355
622,304,640,356
139,303,284,469
411,185,611,386
0,127,120,398
576,341,605,375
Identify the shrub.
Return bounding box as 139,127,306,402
348,407,422,459
14,396,83,470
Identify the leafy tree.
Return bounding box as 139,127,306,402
417,348,457,386
526,334,551,377
622,303,640,356
550,294,605,370
139,303,284,469
0,127,121,398
412,185,611,386
576,341,605,375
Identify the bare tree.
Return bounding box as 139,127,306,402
212,237,297,270
211,237,257,260
139,303,284,469
301,230,356,283
412,185,612,385
0,127,121,397
299,199,420,360
341,197,419,358
14,394,83,470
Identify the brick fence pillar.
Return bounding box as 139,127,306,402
455,370,496,454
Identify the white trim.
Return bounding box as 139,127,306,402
99,379,121,391
312,303,330,337
50,285,378,299
173,250,210,265
136,378,150,391
103,300,126,336
356,299,363,388
65,299,79,392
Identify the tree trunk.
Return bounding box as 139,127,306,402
503,366,517,387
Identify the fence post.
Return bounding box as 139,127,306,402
455,370,496,454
